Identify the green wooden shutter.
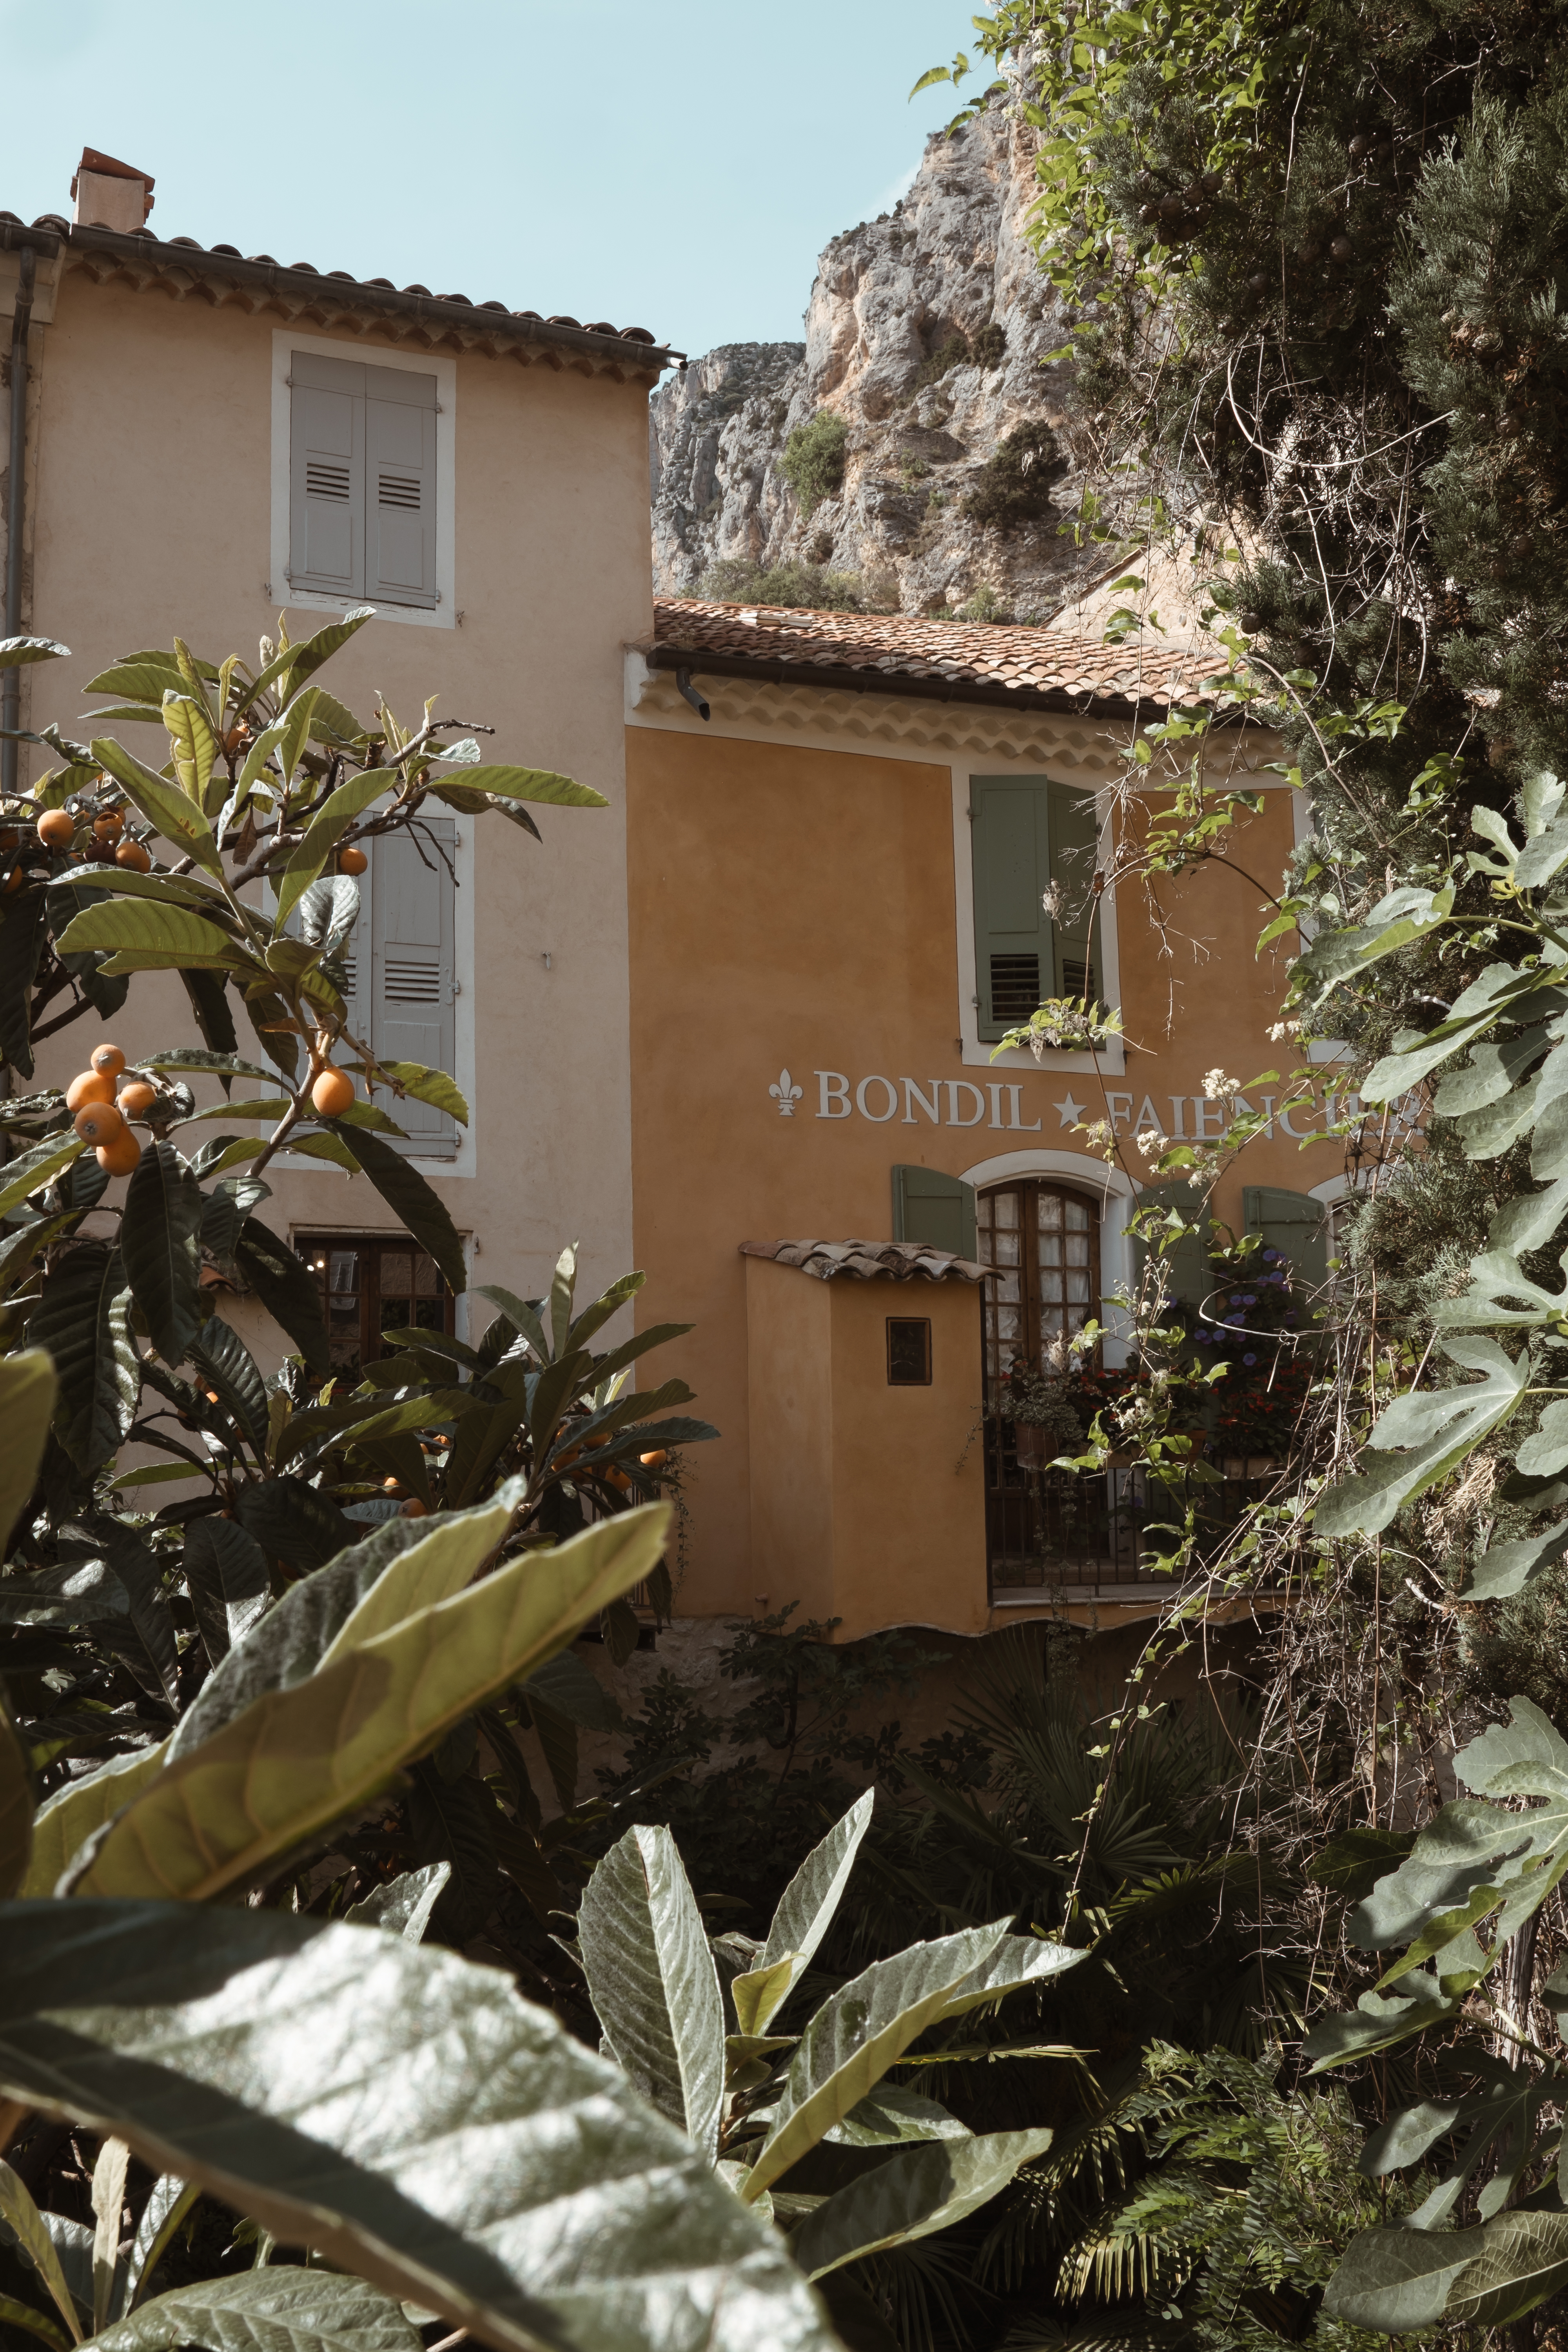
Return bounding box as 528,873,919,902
365,363,438,610
970,777,1050,1043
289,352,365,597
893,1165,978,1259
1047,782,1100,1000
1243,1186,1329,1295
1133,1180,1211,1332
970,777,1099,1040
371,817,458,1160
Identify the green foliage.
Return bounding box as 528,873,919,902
911,1,1568,2337
993,996,1122,1056
590,1606,946,1916
573,1795,1072,2281
913,0,1289,300
1296,1696,1568,2334
964,423,1066,532
912,321,1008,392
0,1476,851,2351
0,1895,838,2352
0,624,603,1081
953,583,1013,624
0,618,728,2241
1051,2045,1390,2348
697,559,893,615
779,413,850,516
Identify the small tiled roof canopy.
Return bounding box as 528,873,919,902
648,596,1236,717
741,1239,996,1283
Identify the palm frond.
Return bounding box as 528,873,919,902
855,2234,986,2352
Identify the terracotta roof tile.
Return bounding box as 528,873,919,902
0,212,677,370
652,597,1237,712
740,1239,996,1284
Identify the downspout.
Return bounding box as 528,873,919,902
2,242,36,800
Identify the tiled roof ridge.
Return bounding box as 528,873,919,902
651,594,1238,711
0,211,678,371
741,1238,996,1284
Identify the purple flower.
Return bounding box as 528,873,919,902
1243,1353,1257,1366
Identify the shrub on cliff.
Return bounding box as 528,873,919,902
964,418,1066,530
697,557,897,613
779,410,848,514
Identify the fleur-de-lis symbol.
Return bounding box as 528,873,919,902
769,1067,803,1118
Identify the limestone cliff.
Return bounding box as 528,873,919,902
649,99,1109,621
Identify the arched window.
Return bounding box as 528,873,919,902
976,1180,1100,1390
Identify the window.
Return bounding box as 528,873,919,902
977,1180,1102,1588
297,1232,456,1376
976,1180,1099,1383
969,777,1099,1042
335,820,459,1159
288,351,438,608
887,1318,932,1386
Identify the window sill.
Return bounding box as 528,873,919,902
962,1038,1127,1078
272,583,454,632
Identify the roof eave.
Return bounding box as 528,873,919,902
645,641,1243,724
9,216,679,376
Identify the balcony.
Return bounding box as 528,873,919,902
985,1438,1291,1618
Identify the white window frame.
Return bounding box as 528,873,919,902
949,761,1124,1077
270,330,457,630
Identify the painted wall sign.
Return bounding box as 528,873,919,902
769,1067,1417,1143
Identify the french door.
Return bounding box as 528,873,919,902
975,1180,1101,1583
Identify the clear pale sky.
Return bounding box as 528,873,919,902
0,0,978,361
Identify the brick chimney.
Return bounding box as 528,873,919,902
70,148,155,232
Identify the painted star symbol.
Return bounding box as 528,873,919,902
1056,1093,1086,1127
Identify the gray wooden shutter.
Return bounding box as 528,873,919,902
289,352,365,597
365,364,438,609
370,818,457,1158
1047,782,1100,1000
970,777,1051,1043
1243,1186,1329,1296
892,1165,978,1259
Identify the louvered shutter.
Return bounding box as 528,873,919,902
1047,782,1100,1000
365,364,438,609
892,1165,978,1260
970,777,1051,1043
289,352,365,597
1243,1186,1329,1297
370,818,457,1158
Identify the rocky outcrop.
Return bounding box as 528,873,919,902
649,98,1111,621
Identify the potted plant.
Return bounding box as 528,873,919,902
997,1351,1084,1470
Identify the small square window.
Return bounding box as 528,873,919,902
887,1318,932,1386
